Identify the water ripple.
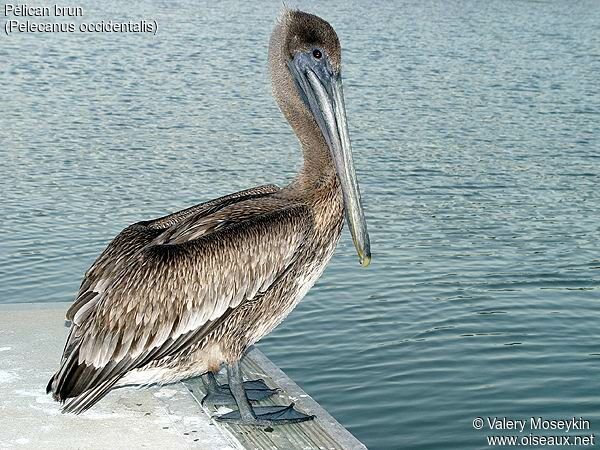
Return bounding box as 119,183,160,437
1,1,600,449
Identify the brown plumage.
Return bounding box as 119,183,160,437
48,9,370,416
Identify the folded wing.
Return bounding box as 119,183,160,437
49,198,312,414
65,184,280,322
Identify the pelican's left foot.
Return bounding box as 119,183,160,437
222,379,280,402
201,373,278,405
216,361,315,426
216,403,315,425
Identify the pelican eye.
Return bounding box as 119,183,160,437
312,49,322,59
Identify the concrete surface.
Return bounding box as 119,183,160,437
0,302,240,450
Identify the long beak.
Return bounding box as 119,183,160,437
289,59,371,267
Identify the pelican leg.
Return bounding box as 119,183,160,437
215,362,315,426
201,371,278,406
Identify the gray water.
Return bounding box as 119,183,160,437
2,1,600,449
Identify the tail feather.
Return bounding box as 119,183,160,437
46,333,116,411
47,337,136,413
47,346,80,401
47,355,123,414
46,374,56,396
61,377,121,414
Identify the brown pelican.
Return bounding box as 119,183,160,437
47,9,370,425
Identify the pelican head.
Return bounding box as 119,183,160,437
269,10,371,267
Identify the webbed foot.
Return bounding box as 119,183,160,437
213,362,315,426
201,373,278,405
216,403,315,426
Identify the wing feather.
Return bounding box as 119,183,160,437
65,184,280,322
50,203,312,410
